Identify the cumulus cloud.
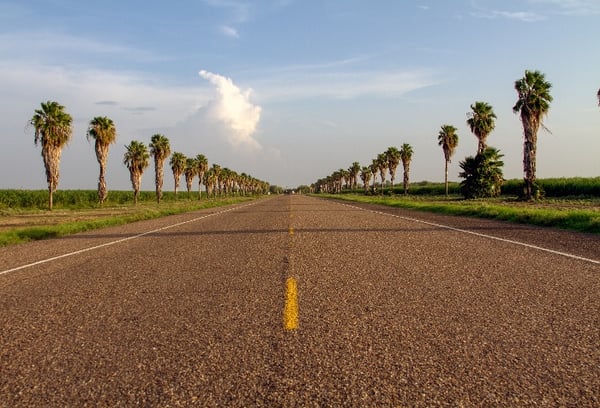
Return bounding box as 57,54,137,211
198,70,262,150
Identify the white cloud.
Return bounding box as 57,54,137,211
528,0,600,15
219,25,239,38
471,9,545,22
251,69,439,101
198,70,262,151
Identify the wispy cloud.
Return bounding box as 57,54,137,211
202,0,252,23
0,31,169,64
219,25,239,38
251,68,439,102
471,9,545,22
528,0,600,15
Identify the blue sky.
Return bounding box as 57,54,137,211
1,0,599,190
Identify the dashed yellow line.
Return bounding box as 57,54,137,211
283,277,298,330
284,198,298,331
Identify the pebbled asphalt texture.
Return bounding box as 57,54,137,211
0,194,598,407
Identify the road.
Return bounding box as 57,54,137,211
1,194,599,406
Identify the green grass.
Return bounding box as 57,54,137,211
319,194,600,234
0,189,221,210
0,195,260,247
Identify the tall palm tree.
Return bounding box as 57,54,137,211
195,154,209,199
348,161,361,191
123,140,149,205
184,158,197,199
376,153,388,195
87,116,116,204
360,166,372,194
467,101,496,154
169,152,186,197
399,143,414,195
385,146,401,195
438,125,459,197
30,101,73,210
513,70,553,200
149,134,171,204
597,88,600,107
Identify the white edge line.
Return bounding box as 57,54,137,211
0,202,257,277
338,202,600,266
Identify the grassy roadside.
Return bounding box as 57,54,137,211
317,194,600,234
0,196,259,247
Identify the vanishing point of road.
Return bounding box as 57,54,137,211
1,195,599,406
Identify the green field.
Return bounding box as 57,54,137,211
316,177,600,234
0,190,261,247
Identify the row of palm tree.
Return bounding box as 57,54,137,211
313,70,554,201
122,139,270,204
313,144,414,195
30,101,270,209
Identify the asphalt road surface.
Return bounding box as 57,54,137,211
1,195,599,407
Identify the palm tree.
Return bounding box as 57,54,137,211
212,164,222,195
184,158,197,199
513,70,553,200
597,88,600,107
348,161,361,191
376,153,388,195
87,116,116,204
195,154,209,199
370,159,379,193
149,134,171,204
438,125,459,197
467,101,496,154
360,166,372,194
399,143,414,195
385,147,401,195
169,152,186,197
204,168,216,197
30,101,73,210
123,141,149,204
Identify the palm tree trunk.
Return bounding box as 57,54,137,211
390,175,395,196
43,146,60,211
155,157,163,204
522,114,539,200
96,143,109,204
403,165,410,195
444,160,449,197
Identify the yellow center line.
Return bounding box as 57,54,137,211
283,277,298,330
284,197,298,331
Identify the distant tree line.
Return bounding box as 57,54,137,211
312,69,559,201
29,103,270,210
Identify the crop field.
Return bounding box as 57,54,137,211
0,190,259,246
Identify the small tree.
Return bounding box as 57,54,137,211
459,147,504,199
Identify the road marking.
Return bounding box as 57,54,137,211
338,202,600,266
289,227,294,235
0,202,258,277
283,277,299,330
